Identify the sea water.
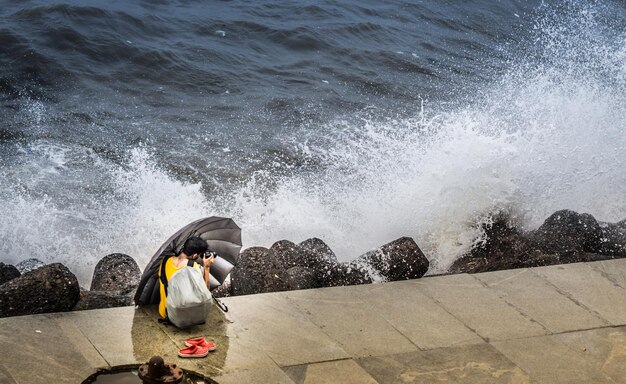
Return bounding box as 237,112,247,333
1,0,624,285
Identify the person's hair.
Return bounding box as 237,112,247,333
182,236,208,256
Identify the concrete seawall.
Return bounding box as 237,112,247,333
1,258,625,383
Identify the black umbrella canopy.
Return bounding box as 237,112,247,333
134,216,242,305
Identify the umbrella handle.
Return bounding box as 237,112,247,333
214,298,228,313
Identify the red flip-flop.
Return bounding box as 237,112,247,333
178,345,209,358
184,337,217,351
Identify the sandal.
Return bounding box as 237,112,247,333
178,345,209,358
184,337,217,351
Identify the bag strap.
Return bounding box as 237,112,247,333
158,256,172,323
159,256,171,297
160,257,196,298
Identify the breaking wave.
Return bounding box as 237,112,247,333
226,1,626,272
0,1,624,284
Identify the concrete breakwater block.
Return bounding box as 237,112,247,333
0,263,80,317
451,209,626,274
73,253,141,311
230,237,428,296
352,236,430,281
90,253,141,293
0,262,20,286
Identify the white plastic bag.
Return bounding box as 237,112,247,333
166,267,213,328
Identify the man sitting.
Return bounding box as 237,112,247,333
158,236,214,320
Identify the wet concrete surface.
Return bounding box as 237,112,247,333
1,258,625,383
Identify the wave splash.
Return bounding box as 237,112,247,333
1,2,624,283
0,146,215,285
227,2,626,272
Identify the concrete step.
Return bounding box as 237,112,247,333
1,258,625,383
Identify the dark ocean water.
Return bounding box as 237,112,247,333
1,0,625,284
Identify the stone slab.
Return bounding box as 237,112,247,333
592,258,626,289
218,292,350,367
140,300,297,376
533,262,626,325
363,280,484,349
65,306,179,367
0,313,108,384
141,294,347,375
0,365,16,384
285,285,419,358
137,304,262,377
356,343,532,384
214,366,296,384
474,268,609,333
54,314,110,369
283,359,379,384
492,326,626,384
3,259,626,383
413,274,548,341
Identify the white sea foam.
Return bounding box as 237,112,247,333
0,145,215,285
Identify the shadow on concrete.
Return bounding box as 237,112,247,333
131,304,231,379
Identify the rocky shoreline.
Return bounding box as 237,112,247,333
1,209,624,318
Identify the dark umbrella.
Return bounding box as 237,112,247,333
134,216,242,305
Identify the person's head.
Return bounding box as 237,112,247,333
182,236,208,258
